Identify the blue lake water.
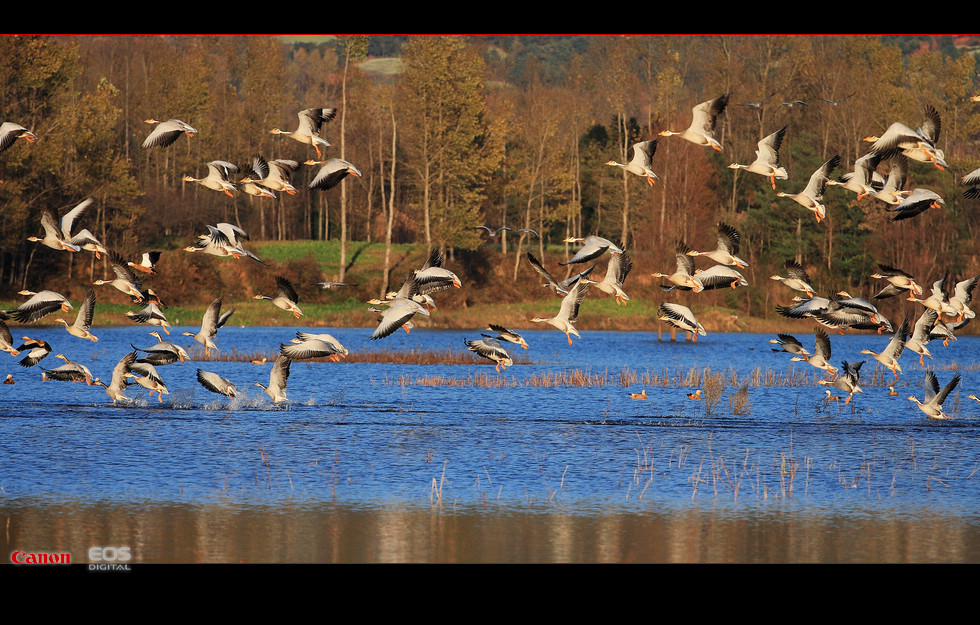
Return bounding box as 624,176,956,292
2,325,980,562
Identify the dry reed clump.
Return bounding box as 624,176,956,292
730,384,751,415
702,372,726,415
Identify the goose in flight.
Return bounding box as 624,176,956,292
255,355,291,403
93,254,144,300
864,106,946,170
28,198,97,254
657,302,706,342
126,301,172,335
125,361,168,402
792,329,838,376
474,225,513,238
692,264,748,291
464,337,514,372
483,324,529,350
270,107,337,158
2,290,72,323
531,280,590,346
282,332,349,361
659,92,730,151
686,222,747,268
769,333,810,359
728,126,787,189
240,156,299,196
305,158,362,191
197,369,238,399
872,153,911,205
904,309,939,367
817,360,864,404
870,264,922,300
0,320,19,357
776,154,840,222
183,160,238,197
0,121,36,154
816,93,855,106
526,252,592,297
93,352,136,405
606,139,660,186
55,288,98,342
15,337,51,367
886,188,945,221
908,371,960,420
594,251,632,305
133,331,189,366
255,276,302,319
770,260,815,297
368,297,431,340
41,353,94,385
652,242,703,293
946,276,978,323
826,150,889,200
142,118,197,149
860,315,909,381
183,298,233,357
560,236,623,266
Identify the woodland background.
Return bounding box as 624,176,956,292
2,35,979,329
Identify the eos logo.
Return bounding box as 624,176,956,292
88,546,132,562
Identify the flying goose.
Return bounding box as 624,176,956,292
55,288,98,342
126,301,172,334
886,188,945,221
125,361,168,402
28,198,96,253
0,121,36,153
776,154,840,222
864,106,946,170
792,329,838,376
526,252,593,297
594,251,632,305
769,333,811,359
560,236,623,266
183,298,233,357
464,337,514,372
908,371,960,420
870,264,922,300
686,223,747,268
483,324,529,350
770,260,815,297
860,315,909,380
728,126,787,189
92,352,136,405
142,118,197,149
368,297,431,340
825,150,888,200
306,158,362,191
817,360,864,404
133,331,189,366
41,353,94,384
255,355,291,403
129,251,162,275
282,332,349,361
93,254,144,300
196,369,238,399
606,139,660,186
653,242,704,293
531,280,590,346
659,92,730,151
183,160,238,197
269,107,337,158
657,302,706,342
255,276,302,319
2,290,72,323
0,320,19,357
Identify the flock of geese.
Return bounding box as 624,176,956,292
2,89,979,420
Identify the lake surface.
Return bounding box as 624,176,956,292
2,325,980,563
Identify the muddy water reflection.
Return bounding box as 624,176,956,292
4,501,979,562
